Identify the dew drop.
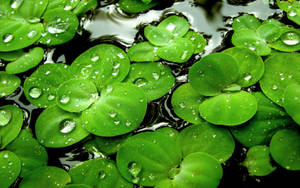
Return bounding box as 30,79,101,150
272,85,278,90
91,56,99,62
134,78,148,87
3,34,14,43
179,102,186,109
59,95,70,104
27,30,38,39
109,111,117,118
3,154,8,159
59,119,76,134
125,120,132,127
114,120,120,125
99,171,106,179
281,32,300,46
10,0,23,9
128,162,142,183
288,11,296,17
47,94,55,101
29,87,43,99
0,109,12,127
152,72,160,80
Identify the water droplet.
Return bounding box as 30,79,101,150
99,171,106,179
0,109,12,127
64,5,73,10
59,95,70,104
179,102,186,109
10,0,23,9
152,72,160,80
114,120,120,125
27,17,40,23
113,62,120,69
59,119,76,134
112,68,119,77
109,111,117,118
91,56,99,62
29,87,42,99
47,21,69,34
125,120,132,127
281,32,300,46
128,162,142,183
272,85,278,90
27,30,37,39
288,11,296,17
243,74,252,81
134,78,148,87
106,85,113,93
3,34,14,43
3,154,8,158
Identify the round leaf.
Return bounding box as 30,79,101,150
0,71,20,98
157,15,190,38
81,83,147,137
35,105,89,148
232,15,261,31
199,91,257,126
127,42,160,62
184,31,206,54
72,0,98,16
144,25,173,46
124,62,175,101
257,23,282,42
269,27,300,52
0,151,21,188
283,84,300,125
13,0,49,20
118,0,159,14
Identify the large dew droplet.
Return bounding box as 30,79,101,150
98,171,106,180
0,109,12,127
59,119,76,134
27,30,38,39
134,78,148,87
3,34,14,43
128,162,142,184
59,95,70,104
29,87,42,99
10,0,24,9
47,21,69,34
281,32,300,46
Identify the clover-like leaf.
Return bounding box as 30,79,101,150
56,79,98,112
189,53,239,96
232,15,261,31
69,158,133,188
0,17,43,52
269,27,300,52
39,8,79,45
242,145,276,176
35,105,89,148
5,47,44,74
199,91,257,126
223,47,264,87
157,15,190,38
283,84,300,125
260,53,300,106
0,71,20,98
119,0,159,14
231,92,292,147
270,129,300,170
0,105,23,149
116,128,182,186
171,83,205,124
19,166,71,188
6,129,48,177
184,31,206,54
24,63,71,108
70,44,130,90
180,123,235,163
124,62,175,101
144,25,173,46
81,83,147,137
127,42,160,62
0,151,21,188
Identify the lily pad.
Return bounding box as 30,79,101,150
19,166,71,188
283,84,300,125
56,78,98,112
157,15,190,38
69,158,132,188
199,91,257,126
171,83,205,124
119,0,159,14
180,123,235,163
35,105,89,148
6,129,48,177
259,53,300,106
0,151,21,188
80,83,147,137
24,63,71,108
189,53,239,96
242,145,276,176
144,25,173,46
0,105,23,149
0,71,20,97
184,31,206,54
39,8,79,45
124,62,175,101
5,47,44,74
270,129,300,170
127,42,160,62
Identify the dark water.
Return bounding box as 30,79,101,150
2,0,300,187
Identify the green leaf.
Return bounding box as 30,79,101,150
13,0,49,21
260,53,300,106
0,151,21,188
199,91,257,126
69,158,133,188
157,15,190,38
39,8,79,46
6,129,48,177
24,63,71,108
116,128,182,186
180,123,235,163
232,15,261,31
80,83,147,137
223,47,264,88
242,145,276,176
276,0,300,25
283,84,300,125
0,71,20,98
0,17,43,52
269,27,300,52
70,44,130,90
72,0,98,16
257,23,282,42
47,0,80,11
35,105,89,148
56,78,98,113
127,42,160,62
184,31,206,54
171,83,205,124
157,38,194,63
0,105,23,149
5,47,44,74
231,92,292,147
124,62,175,101
119,0,159,14
144,25,173,46
19,166,71,188
189,53,239,96
270,129,300,170
0,50,25,61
